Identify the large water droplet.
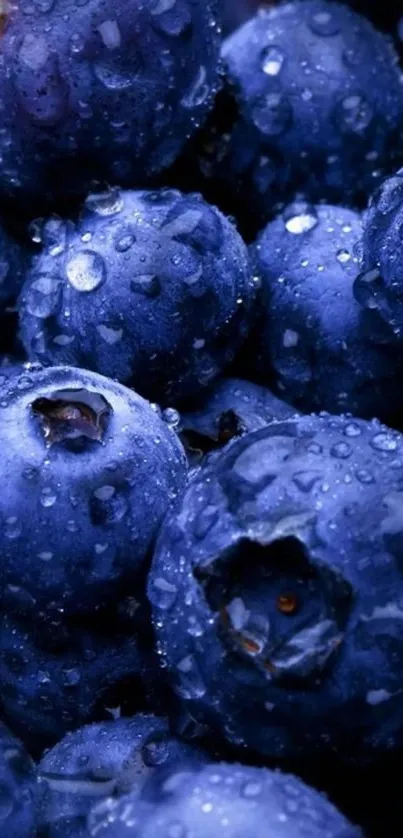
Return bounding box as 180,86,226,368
261,46,284,76
284,203,318,235
66,250,106,292
85,189,123,217
308,9,340,36
370,432,398,452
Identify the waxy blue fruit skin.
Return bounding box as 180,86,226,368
252,203,403,421
0,602,157,753
38,714,207,838
18,189,256,404
0,0,220,204
87,761,362,838
0,364,186,614
187,1,403,230
0,721,38,838
0,222,27,314
357,168,403,345
149,414,403,764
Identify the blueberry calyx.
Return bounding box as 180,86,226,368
32,388,112,444
195,536,352,686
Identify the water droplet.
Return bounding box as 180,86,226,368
284,203,318,234
40,487,57,507
149,577,178,610
115,233,135,253
242,781,262,798
162,407,180,428
261,46,284,76
370,433,398,452
96,325,123,345
353,269,386,311
355,469,375,484
308,10,340,36
175,654,206,699
85,189,123,216
344,422,361,438
338,94,372,133
330,442,352,459
182,66,209,109
66,250,106,292
4,517,22,539
251,92,292,136
336,249,351,264
26,274,62,318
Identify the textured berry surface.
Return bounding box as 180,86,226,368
0,0,220,204
0,364,186,613
187,1,403,230
252,202,403,420
0,721,37,837
0,596,159,752
87,761,361,837
38,714,206,838
150,414,403,763
19,189,256,403
0,223,27,313
358,168,403,339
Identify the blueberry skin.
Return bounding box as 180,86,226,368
191,1,403,228
0,364,186,614
38,714,206,838
19,189,256,404
0,222,27,313
358,168,403,336
149,414,403,763
180,376,297,465
0,721,38,838
0,0,220,204
252,202,403,420
87,761,362,838
0,605,156,753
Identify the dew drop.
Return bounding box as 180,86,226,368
66,250,106,292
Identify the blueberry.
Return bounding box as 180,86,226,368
18,189,256,403
252,202,403,420
357,168,403,338
0,601,158,753
149,414,403,763
0,364,186,613
179,376,297,465
0,721,37,838
87,761,361,837
0,0,220,204
0,221,27,314
38,714,206,838
188,1,403,231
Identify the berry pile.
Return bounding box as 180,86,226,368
1,1,403,836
